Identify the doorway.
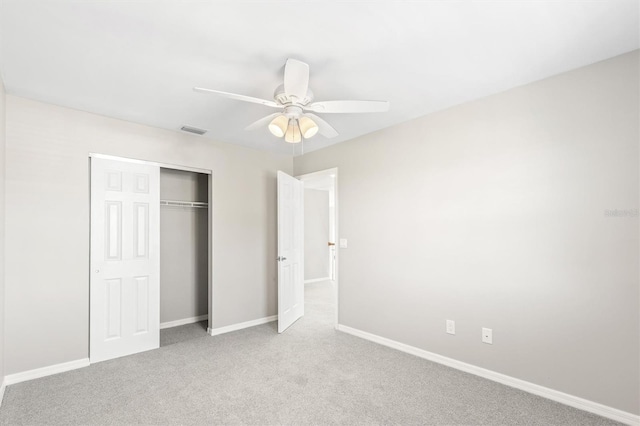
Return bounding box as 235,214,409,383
297,168,338,328
158,168,210,344
89,154,213,363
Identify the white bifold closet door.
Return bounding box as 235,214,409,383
277,171,304,333
90,157,160,363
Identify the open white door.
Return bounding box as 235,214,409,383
90,157,160,363
277,171,304,333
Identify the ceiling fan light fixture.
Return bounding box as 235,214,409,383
268,115,288,137
299,116,319,139
284,120,302,144
195,58,389,142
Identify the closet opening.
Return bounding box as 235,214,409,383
159,168,210,346
89,153,213,363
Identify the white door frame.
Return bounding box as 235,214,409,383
89,153,214,343
296,167,339,329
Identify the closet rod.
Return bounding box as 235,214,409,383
160,200,208,209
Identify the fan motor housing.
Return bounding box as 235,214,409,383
273,84,314,106
283,105,304,119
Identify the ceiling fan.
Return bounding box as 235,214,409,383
193,59,390,143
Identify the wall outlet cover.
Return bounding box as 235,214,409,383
482,327,493,344
446,319,455,335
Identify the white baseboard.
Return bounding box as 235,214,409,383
160,314,208,330
0,378,5,407
304,277,330,284
4,358,90,386
208,315,278,336
337,324,639,426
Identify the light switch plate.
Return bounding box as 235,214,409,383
339,238,348,248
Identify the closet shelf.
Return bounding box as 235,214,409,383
160,200,208,209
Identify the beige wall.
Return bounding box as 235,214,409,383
4,96,292,375
304,188,330,281
294,51,640,414
0,76,6,384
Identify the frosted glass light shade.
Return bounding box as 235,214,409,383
284,121,302,143
268,115,288,137
299,116,319,138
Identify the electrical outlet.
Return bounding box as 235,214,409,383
446,320,455,335
482,327,493,344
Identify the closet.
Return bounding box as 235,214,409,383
159,168,209,331
90,155,212,363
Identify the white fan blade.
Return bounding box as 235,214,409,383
193,87,280,108
284,59,309,100
305,113,338,138
305,100,390,113
245,113,281,131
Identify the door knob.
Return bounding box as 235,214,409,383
95,269,100,273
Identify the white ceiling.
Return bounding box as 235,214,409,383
1,1,638,155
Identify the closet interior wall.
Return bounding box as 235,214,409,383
160,168,208,325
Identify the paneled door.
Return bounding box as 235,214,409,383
277,171,304,333
90,157,160,363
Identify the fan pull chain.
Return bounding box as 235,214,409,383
298,118,304,156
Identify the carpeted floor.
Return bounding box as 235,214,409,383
0,281,621,425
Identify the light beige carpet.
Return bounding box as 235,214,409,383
0,281,620,425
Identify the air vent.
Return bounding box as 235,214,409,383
180,125,207,135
